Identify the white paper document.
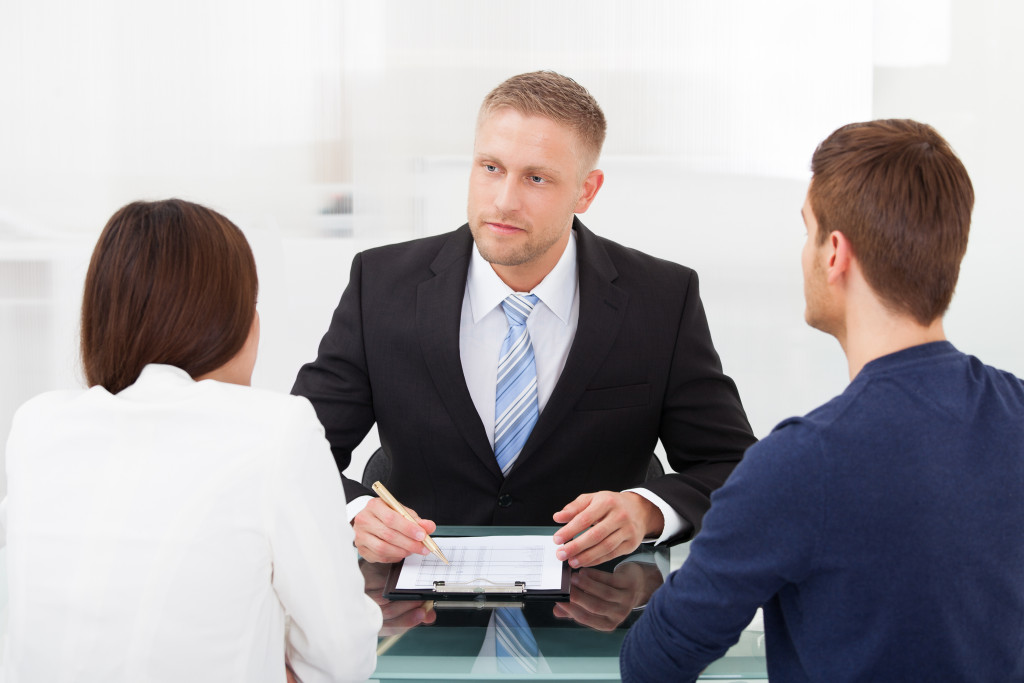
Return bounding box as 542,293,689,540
395,535,564,591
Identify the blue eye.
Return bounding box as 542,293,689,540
528,175,545,184
484,164,499,173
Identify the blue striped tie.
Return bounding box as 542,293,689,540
494,606,538,673
494,293,539,475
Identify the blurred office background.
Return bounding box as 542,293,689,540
1,0,1022,496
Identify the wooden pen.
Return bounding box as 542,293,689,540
371,481,450,564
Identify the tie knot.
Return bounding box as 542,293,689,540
501,293,539,326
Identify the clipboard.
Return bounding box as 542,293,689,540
383,560,570,601
382,535,571,601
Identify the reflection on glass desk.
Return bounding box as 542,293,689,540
363,526,767,681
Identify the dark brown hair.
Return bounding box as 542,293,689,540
81,199,258,393
809,119,974,325
478,71,607,175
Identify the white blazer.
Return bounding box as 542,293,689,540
3,364,381,682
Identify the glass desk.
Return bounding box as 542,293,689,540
364,526,767,682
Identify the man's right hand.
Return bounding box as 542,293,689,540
353,496,437,563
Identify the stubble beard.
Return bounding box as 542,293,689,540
469,215,560,269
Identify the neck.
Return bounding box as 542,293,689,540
838,306,946,380
194,363,253,387
491,264,546,293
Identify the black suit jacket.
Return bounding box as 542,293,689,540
292,219,755,543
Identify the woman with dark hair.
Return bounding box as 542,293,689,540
3,200,381,682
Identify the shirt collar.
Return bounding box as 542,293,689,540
116,363,196,399
857,341,958,378
467,229,578,324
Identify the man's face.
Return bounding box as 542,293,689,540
467,107,600,289
801,192,836,334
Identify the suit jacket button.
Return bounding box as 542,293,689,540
498,493,512,508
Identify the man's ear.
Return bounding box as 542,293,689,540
827,231,853,285
574,169,605,213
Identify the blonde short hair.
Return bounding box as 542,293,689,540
478,71,607,177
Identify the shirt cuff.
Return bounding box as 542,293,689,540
346,494,373,522
624,487,692,545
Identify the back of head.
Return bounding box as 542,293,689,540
81,199,258,394
809,119,974,325
478,70,607,175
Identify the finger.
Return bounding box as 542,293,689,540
369,499,431,543
559,522,607,559
557,491,618,544
562,501,646,565
371,501,438,553
380,602,435,635
361,574,386,593
354,536,411,564
571,533,631,568
358,515,426,555
563,521,635,568
551,599,617,632
385,501,436,540
359,559,392,591
573,539,627,568
571,569,628,601
398,504,438,537
361,573,388,601
569,586,622,618
355,534,421,563
381,598,424,622
554,598,596,620
551,493,594,528
553,495,610,546
354,526,423,564
552,602,572,619
559,516,620,567
356,503,433,561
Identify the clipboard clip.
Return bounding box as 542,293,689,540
434,596,525,609
432,578,526,594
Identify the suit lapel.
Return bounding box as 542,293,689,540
513,219,628,470
417,225,504,479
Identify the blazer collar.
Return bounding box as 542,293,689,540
417,226,504,479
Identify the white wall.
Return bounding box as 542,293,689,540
1,0,1022,494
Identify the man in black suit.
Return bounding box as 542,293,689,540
293,71,755,568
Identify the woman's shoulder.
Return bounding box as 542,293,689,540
6,387,103,461
13,386,99,422
197,380,322,429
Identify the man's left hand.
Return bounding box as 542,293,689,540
552,491,664,567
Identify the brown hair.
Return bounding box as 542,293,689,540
81,199,258,393
478,71,607,176
809,119,974,325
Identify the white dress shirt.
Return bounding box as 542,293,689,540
459,231,581,435
3,364,381,683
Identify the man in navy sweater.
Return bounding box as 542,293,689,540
620,119,1024,682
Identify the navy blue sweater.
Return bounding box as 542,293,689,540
621,342,1024,682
